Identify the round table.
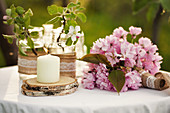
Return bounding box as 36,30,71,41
0,66,170,113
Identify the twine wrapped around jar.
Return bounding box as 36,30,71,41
52,52,76,78
141,72,167,90
155,72,170,88
18,51,46,75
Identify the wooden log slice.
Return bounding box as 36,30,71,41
24,76,79,91
21,85,78,96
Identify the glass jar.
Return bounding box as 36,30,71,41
42,24,53,48
18,27,46,80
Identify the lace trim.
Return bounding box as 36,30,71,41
60,62,75,72
18,58,37,68
146,76,156,88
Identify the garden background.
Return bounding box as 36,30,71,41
0,0,170,72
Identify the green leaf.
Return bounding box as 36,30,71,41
132,0,150,14
64,23,69,34
25,8,33,16
67,2,77,9
19,44,27,56
79,54,101,64
16,6,25,15
67,19,77,27
57,6,63,14
65,14,71,19
2,34,14,44
77,12,87,23
46,16,59,24
23,15,30,28
79,54,111,67
16,38,19,46
3,21,7,24
70,12,76,19
73,38,78,45
14,24,20,34
25,17,30,28
108,70,125,94
30,31,39,39
76,7,85,12
65,12,76,19
96,54,111,67
10,4,15,9
27,37,34,49
7,19,13,25
28,25,34,29
24,9,32,28
6,9,11,16
15,16,24,24
146,3,159,22
10,4,17,18
47,5,58,15
30,31,38,36
77,1,81,5
19,34,25,40
160,0,170,11
65,37,73,46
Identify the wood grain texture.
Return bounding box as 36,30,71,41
21,76,79,96
22,85,77,96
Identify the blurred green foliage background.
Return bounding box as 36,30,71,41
1,0,170,71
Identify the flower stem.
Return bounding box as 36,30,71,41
131,38,134,44
56,15,66,52
26,29,38,56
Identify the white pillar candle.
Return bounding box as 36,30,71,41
37,54,60,83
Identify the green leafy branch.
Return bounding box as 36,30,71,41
132,0,170,22
46,1,87,48
79,54,125,94
3,4,39,56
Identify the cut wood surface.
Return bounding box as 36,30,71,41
26,76,76,86
21,76,79,96
22,85,78,96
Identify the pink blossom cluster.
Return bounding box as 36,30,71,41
82,26,163,92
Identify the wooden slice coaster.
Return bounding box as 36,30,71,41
24,76,79,92
21,85,78,96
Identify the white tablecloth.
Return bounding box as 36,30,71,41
0,66,170,113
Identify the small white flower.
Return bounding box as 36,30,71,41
67,26,81,41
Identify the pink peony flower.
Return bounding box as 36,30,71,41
125,58,136,67
138,37,152,51
153,53,163,61
149,45,158,54
82,26,162,92
121,42,136,59
125,70,142,90
105,52,116,66
113,27,128,39
129,26,142,38
82,79,95,90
